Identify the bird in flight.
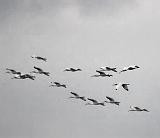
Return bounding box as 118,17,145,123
69,92,86,101
99,66,117,72
31,55,47,62
119,65,140,73
91,70,113,77
113,83,130,91
49,82,67,88
86,98,105,106
11,73,35,80
64,68,82,72
105,96,120,106
128,106,149,112
6,68,21,75
31,66,50,76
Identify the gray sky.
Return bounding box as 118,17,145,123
0,0,160,138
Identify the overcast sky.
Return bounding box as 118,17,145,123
0,0,160,138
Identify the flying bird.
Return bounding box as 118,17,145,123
64,68,82,72
31,55,47,62
11,73,35,80
6,68,21,75
86,98,105,106
119,65,140,73
105,96,120,106
113,83,130,91
49,82,67,88
31,66,50,76
91,70,113,77
69,92,86,101
128,106,149,112
100,66,117,72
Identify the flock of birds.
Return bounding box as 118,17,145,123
5,55,149,112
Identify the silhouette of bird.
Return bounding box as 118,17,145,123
113,83,130,91
100,66,117,72
6,68,21,75
86,98,105,106
69,92,86,101
91,70,113,77
11,73,35,80
120,65,140,73
31,66,50,76
64,68,82,72
49,82,66,88
23,74,36,80
128,106,149,112
31,55,47,62
105,96,120,106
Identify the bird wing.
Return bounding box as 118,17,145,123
37,56,45,59
70,68,76,71
37,56,47,61
143,109,149,112
54,82,60,85
106,96,114,102
96,70,106,75
87,98,98,104
6,68,15,72
111,68,117,72
34,66,43,72
71,92,79,97
122,84,129,91
105,67,112,70
134,107,141,110
120,67,128,72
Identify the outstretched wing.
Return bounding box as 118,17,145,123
106,96,114,102
34,66,43,72
122,84,129,91
70,68,76,71
134,107,141,110
37,56,47,61
87,98,98,104
54,82,60,85
143,109,149,112
110,67,117,72
96,70,106,75
6,68,15,72
70,92,79,97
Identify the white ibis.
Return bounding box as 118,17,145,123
128,106,149,112
120,65,140,73
64,68,82,72
31,55,47,62
86,98,105,106
91,70,113,77
105,96,120,106
31,66,50,76
49,82,67,88
100,66,117,72
11,73,35,80
6,68,21,75
69,92,86,101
